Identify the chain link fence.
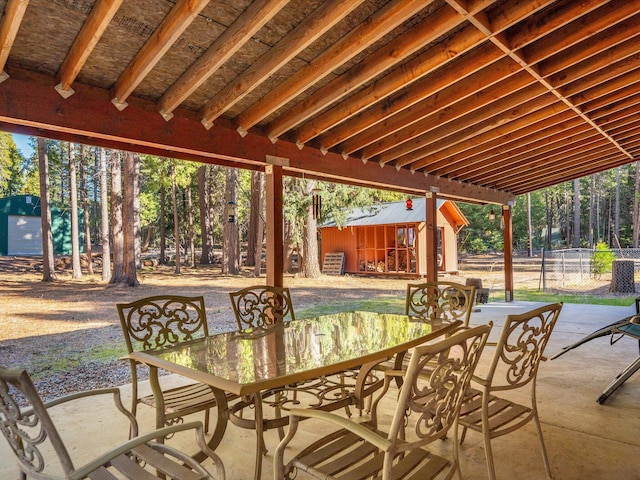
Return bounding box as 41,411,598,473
541,248,640,294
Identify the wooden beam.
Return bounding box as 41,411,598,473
0,0,29,82
415,106,576,173
520,0,637,65
235,0,428,135
265,161,284,287
315,29,495,151
425,113,584,177
55,0,123,98
368,83,550,165
447,122,595,180
0,67,514,205
343,59,526,160
425,192,438,282
474,137,614,185
158,0,290,120
542,22,640,82
266,4,466,141
111,0,210,110
308,0,552,150
199,0,364,128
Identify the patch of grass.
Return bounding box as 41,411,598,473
298,296,405,319
509,289,635,307
30,343,127,380
297,290,635,319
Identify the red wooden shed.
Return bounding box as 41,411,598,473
320,198,468,277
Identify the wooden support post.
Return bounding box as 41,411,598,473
425,191,438,282
265,157,286,287
503,204,514,302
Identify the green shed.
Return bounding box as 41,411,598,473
0,195,83,256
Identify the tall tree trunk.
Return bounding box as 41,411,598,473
208,166,217,252
99,148,111,281
247,171,262,267
37,138,56,281
198,165,212,264
171,162,181,275
68,142,82,279
109,150,124,284
223,167,239,274
80,145,93,274
300,180,321,278
589,174,596,247
121,151,140,286
634,163,640,247
159,182,166,264
572,178,580,248
132,155,141,269
187,185,195,267
283,217,295,273
253,172,264,277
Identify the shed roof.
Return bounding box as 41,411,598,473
323,198,468,228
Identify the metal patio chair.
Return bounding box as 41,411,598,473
274,323,492,480
0,366,225,480
457,302,563,480
117,295,234,434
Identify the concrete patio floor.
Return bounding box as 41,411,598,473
2,301,640,479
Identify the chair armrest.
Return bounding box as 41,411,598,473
287,408,392,452
42,387,139,437
470,374,489,387
69,421,224,480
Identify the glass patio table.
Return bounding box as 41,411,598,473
127,310,461,479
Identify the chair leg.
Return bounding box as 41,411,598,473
533,411,554,480
481,413,497,480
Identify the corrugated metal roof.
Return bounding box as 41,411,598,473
323,198,445,228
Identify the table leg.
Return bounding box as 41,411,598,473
193,387,229,461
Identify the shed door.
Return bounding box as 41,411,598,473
8,215,42,255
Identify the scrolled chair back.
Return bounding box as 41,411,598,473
405,281,476,326
384,323,492,444
229,285,295,331
117,295,208,353
488,302,563,390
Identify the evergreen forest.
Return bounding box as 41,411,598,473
2,133,639,281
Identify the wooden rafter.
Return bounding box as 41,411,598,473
111,0,211,110
234,0,428,136
158,0,290,121
0,0,28,83
266,4,466,142
317,38,501,152
199,0,364,129
55,0,122,98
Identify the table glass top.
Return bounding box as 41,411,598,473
147,312,448,384
148,311,449,387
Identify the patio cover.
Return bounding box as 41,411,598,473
0,0,638,294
